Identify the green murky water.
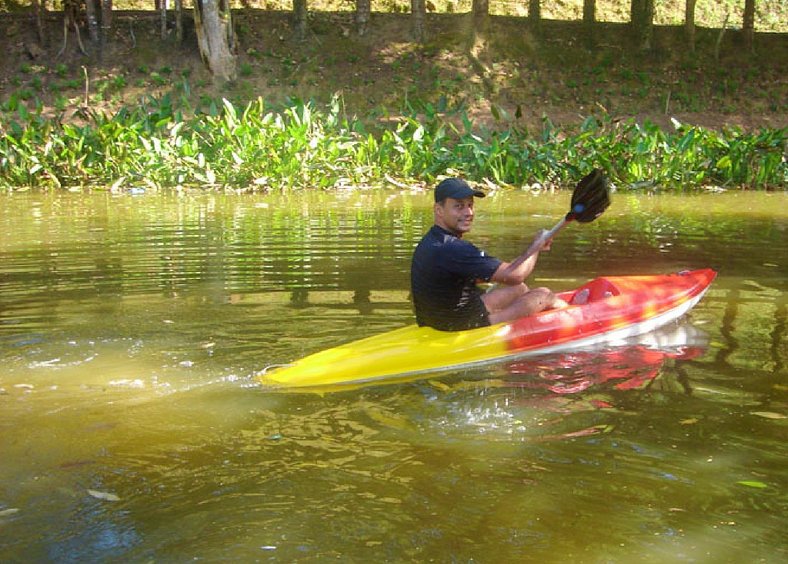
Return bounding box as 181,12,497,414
1,190,786,562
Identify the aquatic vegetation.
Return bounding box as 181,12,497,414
0,92,784,191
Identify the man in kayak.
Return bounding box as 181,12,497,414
411,177,564,331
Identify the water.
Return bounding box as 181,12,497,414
1,189,786,562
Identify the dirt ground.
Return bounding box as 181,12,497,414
1,10,786,132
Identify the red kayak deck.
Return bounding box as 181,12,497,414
260,269,716,390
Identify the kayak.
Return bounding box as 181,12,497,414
259,269,716,390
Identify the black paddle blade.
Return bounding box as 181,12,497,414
567,169,610,223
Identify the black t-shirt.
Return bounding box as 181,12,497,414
410,225,502,331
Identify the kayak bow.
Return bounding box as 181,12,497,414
260,269,716,389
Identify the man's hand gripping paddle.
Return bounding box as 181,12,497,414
526,169,611,258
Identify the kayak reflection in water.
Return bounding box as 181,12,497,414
411,178,566,332
504,322,708,397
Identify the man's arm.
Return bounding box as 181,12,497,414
489,229,552,286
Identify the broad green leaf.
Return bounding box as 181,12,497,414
736,481,768,489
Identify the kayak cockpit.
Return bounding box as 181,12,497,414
564,277,621,305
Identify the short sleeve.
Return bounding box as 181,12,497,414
439,240,501,281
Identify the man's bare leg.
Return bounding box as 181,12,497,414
484,286,564,325
481,283,528,312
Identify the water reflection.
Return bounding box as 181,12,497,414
504,323,708,395
0,190,786,561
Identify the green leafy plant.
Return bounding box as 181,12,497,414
0,91,784,191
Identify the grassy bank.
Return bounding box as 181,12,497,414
1,92,784,191
0,11,785,191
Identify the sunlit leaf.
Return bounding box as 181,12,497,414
87,489,120,501
736,481,768,489
750,411,786,420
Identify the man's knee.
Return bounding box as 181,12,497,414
529,286,554,303
529,287,567,310
513,283,529,297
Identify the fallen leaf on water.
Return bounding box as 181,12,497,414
680,418,699,425
736,480,768,489
750,411,786,420
561,427,602,439
589,399,614,409
427,380,451,392
87,489,120,501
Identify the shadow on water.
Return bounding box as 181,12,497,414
0,190,786,561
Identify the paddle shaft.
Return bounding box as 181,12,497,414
502,216,569,275
523,216,570,260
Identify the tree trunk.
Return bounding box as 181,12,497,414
86,0,100,44
582,0,596,46
31,0,45,44
467,0,494,93
714,13,729,61
685,0,696,51
630,0,654,50
644,0,655,49
159,0,168,40
101,0,112,39
175,0,183,43
529,0,540,23
742,0,755,52
472,0,489,32
411,0,426,43
583,0,595,24
58,0,88,57
194,0,237,83
356,0,370,36
293,0,308,40
472,0,488,20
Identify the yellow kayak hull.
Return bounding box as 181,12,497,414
260,269,716,390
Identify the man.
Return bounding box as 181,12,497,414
411,177,563,331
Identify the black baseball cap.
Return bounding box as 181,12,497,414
434,178,485,202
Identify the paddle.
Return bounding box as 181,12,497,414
525,168,610,257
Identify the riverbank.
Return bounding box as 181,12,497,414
2,11,786,132
1,11,786,191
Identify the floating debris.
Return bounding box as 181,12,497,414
751,411,786,420
87,489,120,502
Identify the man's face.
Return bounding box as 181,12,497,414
435,197,475,236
